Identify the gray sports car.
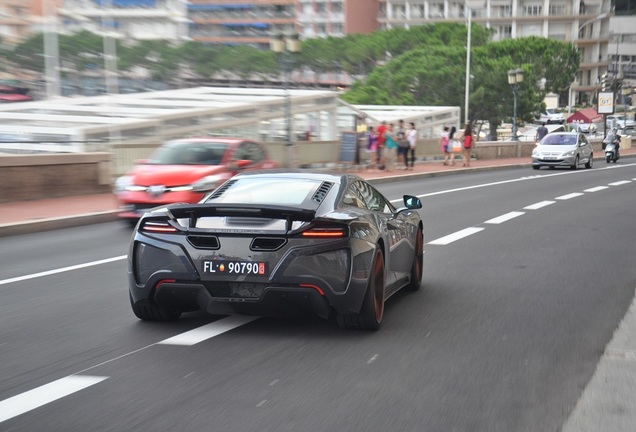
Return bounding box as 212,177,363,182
127,171,423,330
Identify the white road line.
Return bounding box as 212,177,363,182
0,375,107,424
387,162,636,204
428,227,484,245
0,256,126,286
555,192,584,200
158,315,259,346
485,212,525,224
524,201,556,210
609,180,632,186
584,186,609,192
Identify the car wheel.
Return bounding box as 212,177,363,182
406,227,423,291
585,154,593,169
571,155,579,170
337,248,385,330
129,293,181,321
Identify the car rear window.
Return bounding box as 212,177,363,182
148,141,228,165
208,178,323,206
541,134,577,145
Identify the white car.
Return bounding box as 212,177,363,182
605,115,635,129
538,109,565,124
531,132,594,170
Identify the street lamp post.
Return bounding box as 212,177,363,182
270,33,301,168
508,68,524,141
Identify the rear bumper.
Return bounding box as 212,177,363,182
132,281,334,319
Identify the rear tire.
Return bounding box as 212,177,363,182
130,293,181,321
337,248,385,330
406,227,423,291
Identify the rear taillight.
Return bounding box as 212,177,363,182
141,220,178,234
300,226,347,238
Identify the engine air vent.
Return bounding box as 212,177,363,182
251,237,287,251
312,181,333,204
187,235,220,249
208,180,236,199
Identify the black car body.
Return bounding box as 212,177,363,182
127,171,423,330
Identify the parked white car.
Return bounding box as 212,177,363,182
605,115,635,129
537,109,565,124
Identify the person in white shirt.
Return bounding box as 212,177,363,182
407,122,417,170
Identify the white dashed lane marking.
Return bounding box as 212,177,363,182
609,180,632,186
158,315,259,346
484,212,525,224
428,227,484,245
584,186,609,192
524,201,556,210
555,192,584,200
0,375,108,423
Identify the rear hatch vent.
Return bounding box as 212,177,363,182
250,237,287,251
187,235,220,249
312,181,333,204
208,180,236,199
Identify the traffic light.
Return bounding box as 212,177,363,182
601,74,609,91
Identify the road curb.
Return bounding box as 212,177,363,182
0,211,120,238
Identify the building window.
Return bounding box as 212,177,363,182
523,5,542,16
499,5,512,16
549,3,567,15
500,26,512,39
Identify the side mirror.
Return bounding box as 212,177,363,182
403,195,422,209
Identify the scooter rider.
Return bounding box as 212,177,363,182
604,127,621,155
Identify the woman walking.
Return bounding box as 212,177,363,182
407,122,417,169
458,123,476,167
440,126,450,165
447,126,457,166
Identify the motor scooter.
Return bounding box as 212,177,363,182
604,134,620,164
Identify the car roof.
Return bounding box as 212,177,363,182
233,169,360,185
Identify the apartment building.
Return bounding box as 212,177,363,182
297,0,379,38
57,0,189,40
0,0,32,45
188,0,296,48
608,15,636,94
379,0,613,104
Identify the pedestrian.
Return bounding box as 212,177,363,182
396,119,410,170
458,123,476,167
384,123,397,171
447,126,457,166
439,126,450,165
376,121,387,170
535,122,548,143
407,122,417,169
367,126,379,170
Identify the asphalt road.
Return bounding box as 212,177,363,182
1,164,636,431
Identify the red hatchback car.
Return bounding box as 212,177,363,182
114,138,277,224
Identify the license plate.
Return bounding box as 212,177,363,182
543,157,556,160
202,260,267,276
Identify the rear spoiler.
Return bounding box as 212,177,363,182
166,203,316,231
